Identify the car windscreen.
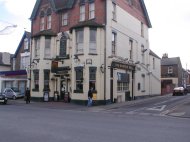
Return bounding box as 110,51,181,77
11,87,19,92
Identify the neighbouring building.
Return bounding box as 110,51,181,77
0,52,11,92
161,53,184,95
0,31,31,94
29,0,161,105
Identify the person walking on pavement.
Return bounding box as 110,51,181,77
25,88,31,104
87,87,93,107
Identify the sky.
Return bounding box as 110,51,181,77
0,0,190,69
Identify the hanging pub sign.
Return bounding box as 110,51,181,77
51,61,58,73
111,61,135,71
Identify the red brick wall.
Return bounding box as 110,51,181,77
32,0,106,36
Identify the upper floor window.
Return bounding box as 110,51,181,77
40,11,45,31
112,32,117,55
112,2,116,21
62,12,68,26
76,29,84,54
126,0,133,6
89,2,95,19
60,35,67,57
89,28,97,54
34,38,40,58
47,15,52,29
141,45,145,64
80,5,85,21
153,58,155,69
141,22,144,37
129,39,133,60
45,37,51,58
168,66,173,74
20,54,30,70
47,8,52,29
24,38,29,50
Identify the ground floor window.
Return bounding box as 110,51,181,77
44,70,50,91
117,72,129,92
89,67,96,90
75,67,83,92
33,70,39,91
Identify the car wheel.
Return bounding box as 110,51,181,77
13,96,16,100
3,101,7,105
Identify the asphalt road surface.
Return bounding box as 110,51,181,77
0,95,190,142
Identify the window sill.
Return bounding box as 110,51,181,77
88,53,98,55
74,90,84,93
32,89,39,92
56,54,70,60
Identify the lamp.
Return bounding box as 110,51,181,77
74,55,80,63
100,64,104,73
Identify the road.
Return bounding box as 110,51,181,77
0,94,190,142
101,94,190,118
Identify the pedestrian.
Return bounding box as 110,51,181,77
25,88,31,104
87,87,93,107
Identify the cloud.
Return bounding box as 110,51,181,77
3,0,35,18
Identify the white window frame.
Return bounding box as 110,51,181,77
44,37,51,58
89,2,95,19
34,38,40,58
24,38,29,50
40,17,45,31
112,32,116,55
20,52,30,70
62,13,68,26
168,66,173,74
112,2,116,21
76,29,84,54
89,28,97,54
80,5,85,21
47,15,52,29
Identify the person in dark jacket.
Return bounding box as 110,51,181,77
87,87,93,107
25,88,31,104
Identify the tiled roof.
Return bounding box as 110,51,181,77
161,57,181,66
30,0,75,20
70,20,104,32
32,30,57,37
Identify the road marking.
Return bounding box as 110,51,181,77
154,101,168,105
147,105,166,111
169,112,186,117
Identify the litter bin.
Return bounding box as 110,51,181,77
125,91,131,101
44,91,49,102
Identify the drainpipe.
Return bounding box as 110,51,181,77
103,0,107,104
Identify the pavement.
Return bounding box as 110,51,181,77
5,94,190,118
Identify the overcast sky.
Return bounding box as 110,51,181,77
0,0,190,69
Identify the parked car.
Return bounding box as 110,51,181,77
185,85,190,93
3,87,24,100
0,93,8,104
173,87,187,96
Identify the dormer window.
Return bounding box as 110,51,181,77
89,2,95,19
62,12,68,26
80,5,85,21
40,10,45,31
47,8,52,29
24,38,29,50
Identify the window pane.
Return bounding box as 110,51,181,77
45,37,51,58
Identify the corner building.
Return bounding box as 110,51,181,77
30,0,161,105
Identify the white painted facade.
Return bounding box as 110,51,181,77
30,0,161,104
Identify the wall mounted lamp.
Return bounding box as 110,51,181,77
100,64,104,73
74,55,80,63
